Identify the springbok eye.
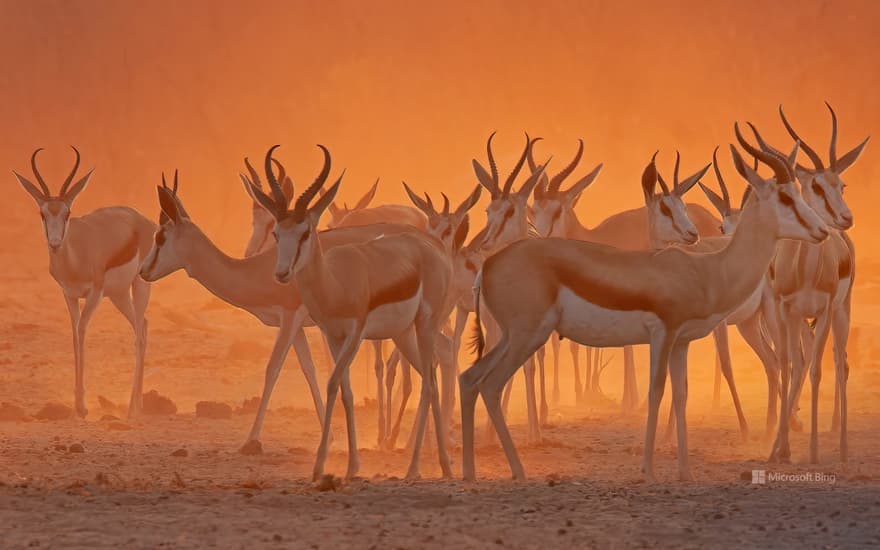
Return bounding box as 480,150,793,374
503,208,514,219
552,209,561,220
812,181,825,196
155,231,166,246
660,202,671,216
441,226,452,238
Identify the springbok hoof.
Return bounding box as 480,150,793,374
239,440,263,455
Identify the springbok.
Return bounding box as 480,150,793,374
248,145,459,480
767,104,867,464
13,147,157,418
528,140,719,413
319,178,428,230
471,132,550,444
139,167,423,454
460,125,829,482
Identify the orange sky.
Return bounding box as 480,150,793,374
1,0,878,255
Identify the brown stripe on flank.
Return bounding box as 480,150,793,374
555,259,658,313
106,232,140,270
369,270,421,310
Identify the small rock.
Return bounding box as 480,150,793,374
54,444,68,452
315,474,339,492
235,397,260,415
0,402,30,422
34,402,74,421
171,448,188,457
68,443,84,453
142,390,177,415
108,422,132,431
97,396,118,410
100,414,120,422
195,401,233,419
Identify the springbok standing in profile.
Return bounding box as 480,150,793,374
528,140,720,414
767,104,867,465
460,125,829,482
13,147,157,418
248,145,456,480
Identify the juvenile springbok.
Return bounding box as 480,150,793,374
249,145,456,480
767,104,867,464
460,125,829,482
528,140,719,411
13,147,156,418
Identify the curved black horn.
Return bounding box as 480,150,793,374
673,150,681,190
779,105,824,171
735,122,791,184
548,138,583,194
826,101,838,170
59,146,81,197
244,157,261,188
501,132,530,196
294,144,332,214
29,148,51,197
263,145,287,208
441,192,450,215
712,146,730,209
526,136,544,174
486,131,499,187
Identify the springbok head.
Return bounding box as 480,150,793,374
317,179,379,228
472,132,549,254
777,103,869,231
245,145,342,284
527,138,603,237
403,182,481,254
13,147,94,252
731,122,828,244
698,146,754,235
641,151,709,246
140,171,197,282
240,156,294,257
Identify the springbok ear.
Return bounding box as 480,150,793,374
566,163,603,200
242,175,280,218
641,160,658,203
13,171,47,204
157,186,181,224
517,160,551,200
354,179,379,211
472,159,498,197
453,214,470,253
282,177,295,206
240,174,261,204
310,175,343,221
62,169,94,205
675,163,711,196
698,182,728,216
793,166,814,187
402,181,432,215
730,145,766,190
835,136,870,174
454,185,482,220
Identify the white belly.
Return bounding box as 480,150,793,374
363,286,422,339
555,287,656,347
725,283,763,325
104,255,140,295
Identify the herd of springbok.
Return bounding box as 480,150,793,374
14,104,867,482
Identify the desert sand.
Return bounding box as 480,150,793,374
2,215,880,549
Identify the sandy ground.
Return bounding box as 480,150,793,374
2,221,880,549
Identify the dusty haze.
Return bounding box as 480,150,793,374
1,1,880,548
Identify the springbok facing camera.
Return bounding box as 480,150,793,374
248,145,457,481
769,104,868,465
460,125,829,482
13,147,156,418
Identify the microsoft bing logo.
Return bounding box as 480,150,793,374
752,470,766,484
